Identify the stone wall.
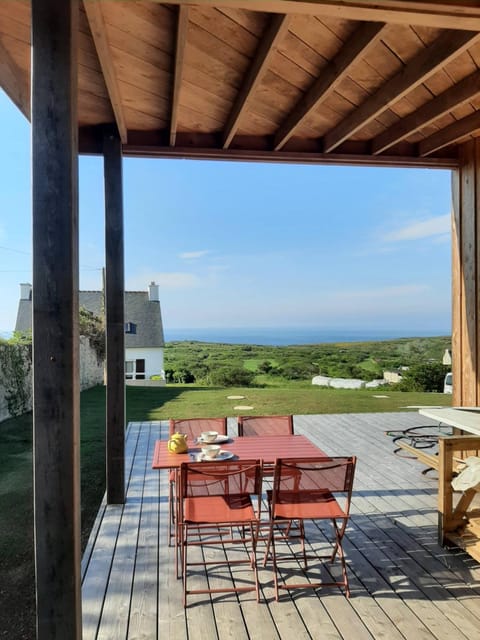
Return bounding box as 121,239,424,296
0,337,104,423
80,335,105,390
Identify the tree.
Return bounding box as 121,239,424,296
397,363,448,392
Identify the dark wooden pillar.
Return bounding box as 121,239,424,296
31,0,81,638
104,127,125,504
451,139,480,407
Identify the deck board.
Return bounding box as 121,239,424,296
82,412,480,639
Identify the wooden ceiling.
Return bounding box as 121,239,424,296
3,1,480,167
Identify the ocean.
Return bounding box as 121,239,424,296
163,327,450,346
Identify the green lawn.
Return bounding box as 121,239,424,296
0,383,452,638
125,383,452,419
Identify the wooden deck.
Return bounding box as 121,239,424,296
81,413,480,640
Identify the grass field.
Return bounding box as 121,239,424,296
0,383,452,638
126,383,452,419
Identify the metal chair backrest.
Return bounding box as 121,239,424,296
238,415,294,437
180,459,263,501
169,417,227,438
271,456,356,515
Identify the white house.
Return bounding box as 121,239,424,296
15,281,165,382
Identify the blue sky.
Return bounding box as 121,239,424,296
0,90,452,335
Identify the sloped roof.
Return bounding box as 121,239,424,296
80,290,165,348
15,289,165,348
15,299,32,335
2,2,480,167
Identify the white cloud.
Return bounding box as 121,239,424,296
382,214,450,242
179,250,210,260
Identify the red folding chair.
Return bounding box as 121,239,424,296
264,456,356,599
167,417,227,546
237,414,294,437
178,459,263,607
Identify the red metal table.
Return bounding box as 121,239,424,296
152,434,326,469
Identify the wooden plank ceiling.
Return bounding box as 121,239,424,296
3,1,480,167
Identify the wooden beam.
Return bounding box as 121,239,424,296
31,0,81,638
323,30,480,153
451,162,462,407
372,70,480,155
170,6,189,147
419,112,480,156
455,141,479,406
83,0,127,143
222,13,291,149
122,140,459,169
104,126,125,505
150,1,480,31
0,36,30,119
274,21,386,151
394,440,439,470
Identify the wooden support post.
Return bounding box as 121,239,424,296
438,436,454,545
104,126,125,504
31,0,81,638
452,140,480,407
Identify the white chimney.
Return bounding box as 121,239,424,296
148,281,159,301
20,282,32,300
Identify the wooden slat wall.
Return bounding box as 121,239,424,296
452,139,480,406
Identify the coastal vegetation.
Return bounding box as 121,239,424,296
164,335,452,391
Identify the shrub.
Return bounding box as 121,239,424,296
209,367,255,387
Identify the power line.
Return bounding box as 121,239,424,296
0,246,103,272
0,244,30,255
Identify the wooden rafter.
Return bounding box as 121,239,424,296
222,13,291,149
323,30,480,153
151,1,480,31
0,36,29,119
274,21,386,151
83,0,127,144
170,6,189,147
372,70,480,155
419,112,480,156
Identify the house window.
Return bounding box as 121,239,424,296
135,359,145,380
125,322,137,334
125,358,145,380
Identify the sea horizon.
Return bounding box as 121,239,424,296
163,326,451,346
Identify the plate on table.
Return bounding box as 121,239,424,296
198,434,230,444
202,450,235,462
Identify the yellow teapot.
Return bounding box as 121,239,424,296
168,432,188,454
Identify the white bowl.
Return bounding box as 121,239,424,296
201,431,218,443
201,444,221,459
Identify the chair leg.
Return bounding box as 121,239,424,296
168,478,177,547
176,514,185,580
182,524,187,607
332,521,350,597
263,521,281,600
330,518,347,563
249,521,261,602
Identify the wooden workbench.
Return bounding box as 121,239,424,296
416,408,480,561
